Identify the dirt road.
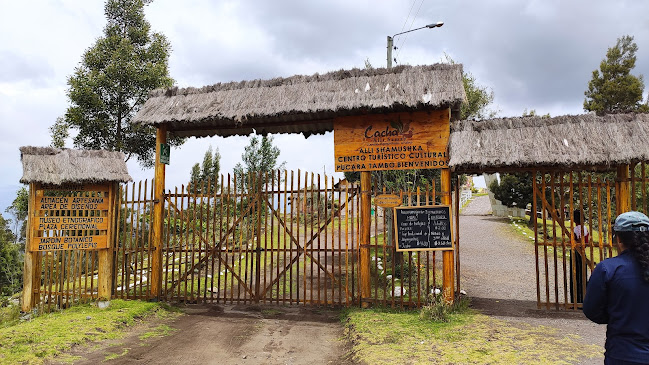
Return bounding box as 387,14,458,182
460,195,606,364
69,305,349,365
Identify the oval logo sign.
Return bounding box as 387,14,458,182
374,194,402,208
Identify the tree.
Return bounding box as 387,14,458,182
584,35,649,115
444,54,497,121
0,214,22,297
489,173,533,209
189,146,221,193
5,187,28,247
51,0,182,167
234,135,286,189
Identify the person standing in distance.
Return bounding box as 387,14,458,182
584,211,649,364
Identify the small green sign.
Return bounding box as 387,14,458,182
160,143,170,165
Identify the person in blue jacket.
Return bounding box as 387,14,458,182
584,211,649,364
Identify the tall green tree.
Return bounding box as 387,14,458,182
0,214,22,297
189,146,221,193
50,0,182,167
5,187,28,246
234,135,286,189
584,35,649,115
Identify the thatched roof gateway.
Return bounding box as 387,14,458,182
132,64,466,138
20,147,132,185
448,113,649,172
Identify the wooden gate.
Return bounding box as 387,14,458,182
113,170,455,307
532,163,649,309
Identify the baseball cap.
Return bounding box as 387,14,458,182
613,211,649,232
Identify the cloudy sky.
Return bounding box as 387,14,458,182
1,0,648,213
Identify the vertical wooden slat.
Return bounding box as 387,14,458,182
631,163,637,211
226,175,234,304
641,161,647,214
216,175,224,303
549,172,559,309
441,168,453,304
344,182,350,306
454,178,461,298
607,180,613,258
569,173,576,310
290,171,296,304
416,186,422,307
541,172,550,309
597,177,604,270
265,172,272,303
281,170,288,304
533,171,540,308
577,172,587,304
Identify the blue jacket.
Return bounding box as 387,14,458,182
584,250,649,362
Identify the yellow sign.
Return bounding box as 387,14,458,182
36,235,108,251
30,183,113,252
37,196,109,211
374,194,402,208
34,216,108,231
333,110,450,172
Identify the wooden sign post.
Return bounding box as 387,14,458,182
22,182,118,311
333,108,455,305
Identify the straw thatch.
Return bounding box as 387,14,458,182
20,147,132,185
448,113,649,172
132,64,466,138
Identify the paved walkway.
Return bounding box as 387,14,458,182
459,195,605,364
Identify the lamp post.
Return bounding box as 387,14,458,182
387,22,443,68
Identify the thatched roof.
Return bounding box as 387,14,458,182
20,147,132,185
132,64,466,138
448,113,649,172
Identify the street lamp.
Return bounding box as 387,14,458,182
387,22,443,68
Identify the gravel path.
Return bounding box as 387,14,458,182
460,195,606,364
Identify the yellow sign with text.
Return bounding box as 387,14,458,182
333,110,450,172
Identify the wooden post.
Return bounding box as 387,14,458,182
21,183,38,312
360,171,372,308
97,183,116,300
151,125,167,299
617,164,631,214
441,168,454,304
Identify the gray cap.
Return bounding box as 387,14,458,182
613,211,649,232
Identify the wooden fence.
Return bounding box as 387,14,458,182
112,170,454,307
533,162,649,309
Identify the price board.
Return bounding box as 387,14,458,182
394,205,453,251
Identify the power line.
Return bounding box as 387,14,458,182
399,0,418,34
395,0,426,64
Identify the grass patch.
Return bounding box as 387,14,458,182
0,299,174,364
343,305,602,364
139,324,175,340
104,348,129,361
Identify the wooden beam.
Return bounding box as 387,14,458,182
617,164,631,214
150,125,167,299
21,183,38,312
360,171,372,308
441,168,454,304
97,183,116,300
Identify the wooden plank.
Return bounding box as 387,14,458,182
441,168,454,304
334,110,450,172
533,171,540,308
32,235,108,251
360,171,372,308
32,216,109,231
36,196,109,211
150,125,167,299
22,183,38,311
